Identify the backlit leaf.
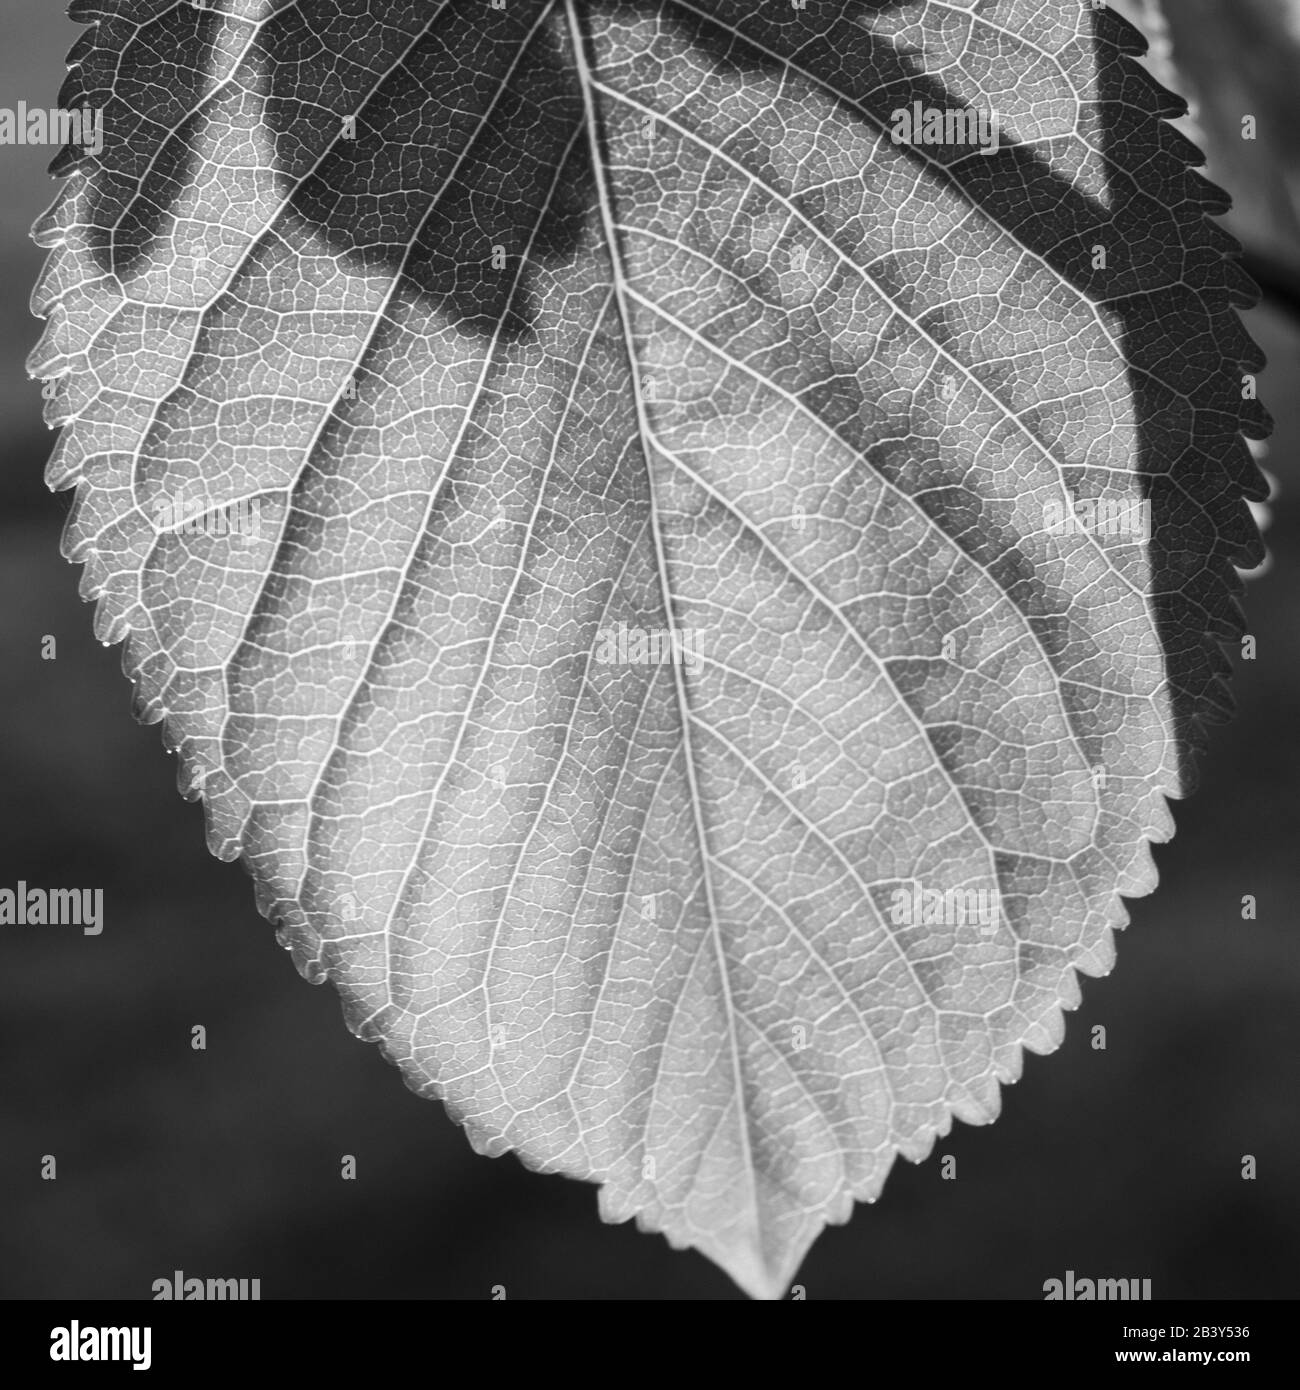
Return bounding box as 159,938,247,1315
31,0,1267,1296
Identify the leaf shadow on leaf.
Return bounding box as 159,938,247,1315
58,0,222,269
63,0,1271,789
676,0,1270,790
849,0,1273,787
69,0,594,343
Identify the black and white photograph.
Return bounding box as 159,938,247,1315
0,0,1296,1343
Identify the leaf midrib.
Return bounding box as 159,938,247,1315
561,0,767,1267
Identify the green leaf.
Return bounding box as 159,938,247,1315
31,0,1267,1297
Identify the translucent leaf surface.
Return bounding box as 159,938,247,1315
31,0,1267,1297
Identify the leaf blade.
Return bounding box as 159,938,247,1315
32,0,1267,1297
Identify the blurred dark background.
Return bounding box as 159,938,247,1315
0,1,1297,1299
